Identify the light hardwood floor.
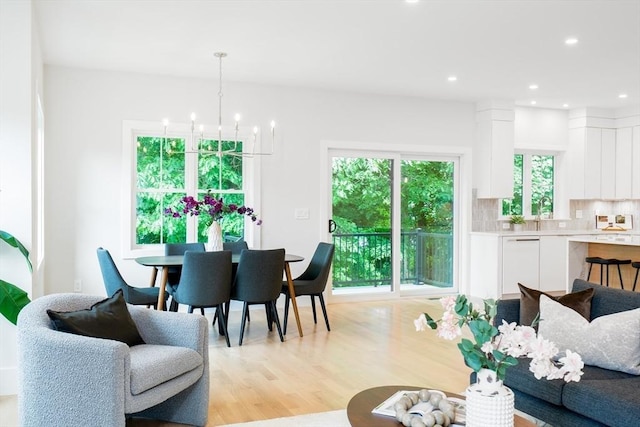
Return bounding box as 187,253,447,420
1,298,470,427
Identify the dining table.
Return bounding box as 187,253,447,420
135,252,306,337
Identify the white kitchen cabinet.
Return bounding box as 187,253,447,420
539,236,568,291
474,105,514,199
583,127,602,199
600,129,616,199
631,126,640,199
469,233,568,300
615,127,633,199
502,237,540,295
571,126,635,200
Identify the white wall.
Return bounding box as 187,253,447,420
0,0,40,395
515,106,569,149
44,65,476,297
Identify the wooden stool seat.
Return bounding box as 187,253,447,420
586,257,631,289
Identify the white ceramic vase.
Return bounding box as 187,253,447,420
207,221,224,251
465,368,515,427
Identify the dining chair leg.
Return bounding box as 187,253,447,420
188,306,194,314
216,305,231,348
283,294,290,335
270,301,284,342
265,305,273,331
310,296,318,324
239,302,249,346
318,293,331,331
200,307,205,315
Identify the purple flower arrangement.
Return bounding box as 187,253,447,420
164,191,262,226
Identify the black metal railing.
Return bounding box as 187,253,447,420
332,230,453,289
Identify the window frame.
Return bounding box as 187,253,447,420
121,120,261,258
499,149,558,220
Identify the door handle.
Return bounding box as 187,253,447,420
328,219,337,233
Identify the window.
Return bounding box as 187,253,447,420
123,121,259,256
501,153,554,217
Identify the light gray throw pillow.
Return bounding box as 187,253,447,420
538,295,640,375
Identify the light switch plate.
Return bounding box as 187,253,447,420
294,208,310,220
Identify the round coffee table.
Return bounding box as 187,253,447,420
346,385,536,427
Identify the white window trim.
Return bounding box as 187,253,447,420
499,149,567,220
120,120,261,259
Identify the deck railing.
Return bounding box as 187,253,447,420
332,229,453,288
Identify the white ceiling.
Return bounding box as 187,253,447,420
34,0,640,110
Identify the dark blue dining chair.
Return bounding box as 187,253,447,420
96,247,167,308
165,242,205,311
222,240,248,255
172,250,233,347
230,249,286,346
282,242,334,333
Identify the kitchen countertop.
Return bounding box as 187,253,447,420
471,230,640,237
567,234,640,246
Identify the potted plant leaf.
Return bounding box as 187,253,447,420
0,230,31,325
509,215,526,232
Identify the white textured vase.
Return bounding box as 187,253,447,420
465,368,515,427
207,221,224,252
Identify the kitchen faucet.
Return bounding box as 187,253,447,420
535,196,551,230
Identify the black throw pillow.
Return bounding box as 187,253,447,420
47,289,145,346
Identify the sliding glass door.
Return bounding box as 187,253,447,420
329,150,458,297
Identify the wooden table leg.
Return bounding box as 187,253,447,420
284,262,303,337
157,266,169,311
148,267,158,287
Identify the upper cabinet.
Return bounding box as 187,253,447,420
474,101,515,199
568,108,640,200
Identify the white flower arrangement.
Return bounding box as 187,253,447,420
414,295,584,382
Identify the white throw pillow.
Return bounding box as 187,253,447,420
538,295,640,375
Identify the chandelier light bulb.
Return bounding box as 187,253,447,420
190,112,196,122
162,118,169,127
253,126,259,135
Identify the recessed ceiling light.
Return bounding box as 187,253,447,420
563,104,569,108
529,84,539,90
565,37,579,45
406,0,419,3
447,76,457,82
619,93,628,99
531,100,537,105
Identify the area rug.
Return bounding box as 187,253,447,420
218,409,350,427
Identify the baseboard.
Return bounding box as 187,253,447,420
0,367,17,396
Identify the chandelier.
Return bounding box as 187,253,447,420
162,52,275,157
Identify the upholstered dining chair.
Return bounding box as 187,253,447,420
230,248,286,346
222,240,248,255
164,243,206,311
281,242,335,334
17,293,209,427
172,250,233,347
97,247,167,307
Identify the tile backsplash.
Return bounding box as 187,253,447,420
471,191,640,233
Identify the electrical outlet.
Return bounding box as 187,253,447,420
575,210,583,219
558,222,566,228
502,222,510,229
73,279,82,293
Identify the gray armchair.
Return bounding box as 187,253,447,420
17,293,209,427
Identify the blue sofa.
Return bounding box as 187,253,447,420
495,279,640,427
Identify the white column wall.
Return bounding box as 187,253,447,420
44,65,476,297
0,0,38,396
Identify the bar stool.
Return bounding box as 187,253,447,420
632,261,640,291
586,257,631,289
